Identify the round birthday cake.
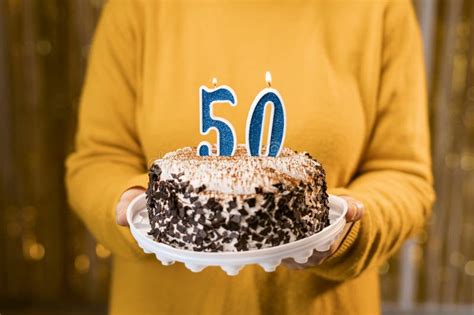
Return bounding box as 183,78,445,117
146,145,329,252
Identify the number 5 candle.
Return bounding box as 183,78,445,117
198,78,238,156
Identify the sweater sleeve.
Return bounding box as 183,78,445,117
310,1,435,281
66,0,149,259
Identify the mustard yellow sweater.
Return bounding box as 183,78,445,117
66,0,434,314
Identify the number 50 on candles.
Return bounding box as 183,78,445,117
198,72,286,158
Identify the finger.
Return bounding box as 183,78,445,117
306,249,332,266
353,201,365,221
116,188,145,226
343,197,364,222
345,204,357,222
120,187,145,202
115,200,129,226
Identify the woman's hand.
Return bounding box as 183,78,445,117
282,196,364,270
116,187,146,226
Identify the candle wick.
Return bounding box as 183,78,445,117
212,77,218,88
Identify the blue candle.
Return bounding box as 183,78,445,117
246,72,286,157
198,78,238,156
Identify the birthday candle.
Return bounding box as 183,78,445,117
245,72,286,157
197,78,238,156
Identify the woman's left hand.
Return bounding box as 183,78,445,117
282,196,364,270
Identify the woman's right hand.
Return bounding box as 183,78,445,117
116,187,146,226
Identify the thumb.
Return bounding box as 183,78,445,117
116,187,146,226
340,196,365,223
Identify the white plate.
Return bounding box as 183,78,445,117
127,193,347,276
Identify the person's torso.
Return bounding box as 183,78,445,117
113,1,386,314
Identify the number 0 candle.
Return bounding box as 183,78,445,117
245,72,287,157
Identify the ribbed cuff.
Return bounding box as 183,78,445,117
325,219,361,262
325,187,361,260
306,187,368,280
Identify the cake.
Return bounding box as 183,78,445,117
146,145,329,252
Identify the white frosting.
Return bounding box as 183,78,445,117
153,145,321,195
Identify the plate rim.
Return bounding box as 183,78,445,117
127,193,348,258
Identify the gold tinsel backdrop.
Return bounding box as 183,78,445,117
0,1,472,314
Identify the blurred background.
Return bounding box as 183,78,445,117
0,0,472,314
